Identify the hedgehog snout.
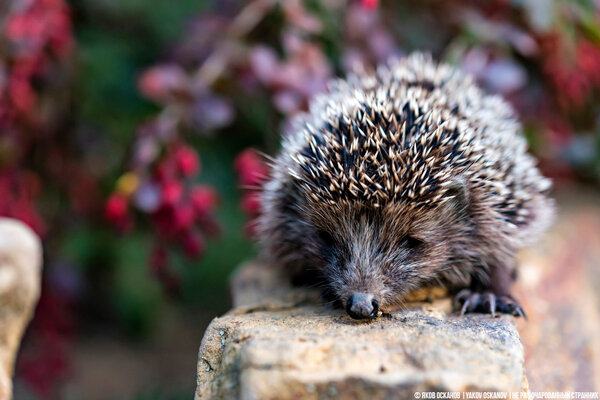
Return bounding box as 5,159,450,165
345,293,379,320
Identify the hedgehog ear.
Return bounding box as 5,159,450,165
442,177,469,216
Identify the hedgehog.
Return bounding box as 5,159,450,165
257,53,554,320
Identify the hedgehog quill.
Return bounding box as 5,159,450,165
257,53,554,320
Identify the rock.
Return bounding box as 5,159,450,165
196,262,527,399
0,219,42,400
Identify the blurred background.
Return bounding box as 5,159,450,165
1,0,600,398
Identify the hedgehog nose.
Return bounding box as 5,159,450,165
346,293,379,319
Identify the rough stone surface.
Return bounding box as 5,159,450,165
196,262,526,399
0,219,42,400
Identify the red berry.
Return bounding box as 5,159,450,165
190,185,219,214
105,193,128,222
241,192,261,215
161,180,183,206
153,161,174,181
182,231,205,258
151,206,176,236
175,146,200,177
360,0,379,10
173,202,196,231
234,148,268,187
9,77,36,113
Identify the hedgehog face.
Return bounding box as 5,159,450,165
300,183,470,319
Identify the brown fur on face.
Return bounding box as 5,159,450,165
257,53,554,317
260,176,478,311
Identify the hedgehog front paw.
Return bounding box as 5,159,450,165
453,289,527,319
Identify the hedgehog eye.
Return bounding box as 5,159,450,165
401,235,423,250
317,229,335,248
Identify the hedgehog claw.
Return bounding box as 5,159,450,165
495,295,528,319
453,289,471,310
498,297,527,320
453,290,526,319
483,292,496,318
460,299,470,316
514,306,527,320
